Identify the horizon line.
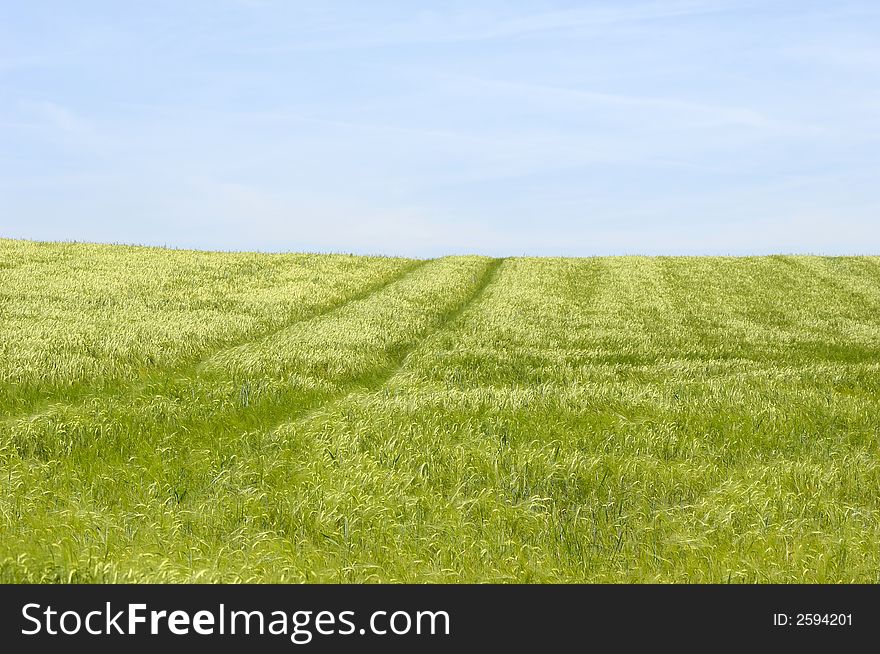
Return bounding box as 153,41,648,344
3,235,878,259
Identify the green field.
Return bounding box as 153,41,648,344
2,237,880,582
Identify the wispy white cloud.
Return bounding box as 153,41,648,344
22,100,83,133
235,0,745,53
14,100,111,155
461,0,744,40
782,44,880,70
420,71,778,129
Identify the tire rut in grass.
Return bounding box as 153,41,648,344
280,257,505,432
3,257,494,462
1,259,428,430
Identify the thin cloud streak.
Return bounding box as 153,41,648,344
232,0,745,53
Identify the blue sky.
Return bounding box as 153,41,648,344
1,0,878,256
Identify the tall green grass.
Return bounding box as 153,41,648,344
1,239,879,582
